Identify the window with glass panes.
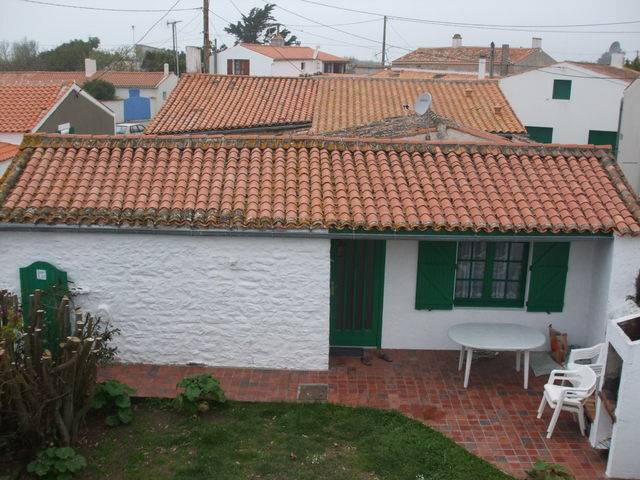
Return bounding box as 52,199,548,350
454,241,529,307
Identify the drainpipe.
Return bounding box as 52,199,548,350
489,42,495,78
500,44,510,77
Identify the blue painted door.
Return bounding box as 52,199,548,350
123,89,151,121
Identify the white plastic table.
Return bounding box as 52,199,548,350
447,323,546,389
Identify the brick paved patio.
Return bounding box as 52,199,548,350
98,349,607,479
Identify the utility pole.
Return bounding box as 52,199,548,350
203,0,210,73
381,15,387,67
167,20,182,76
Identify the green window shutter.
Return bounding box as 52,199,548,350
526,126,553,143
588,130,618,151
527,243,570,313
552,79,572,99
415,241,456,310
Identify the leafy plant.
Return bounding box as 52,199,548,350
92,380,135,426
175,374,225,414
82,78,115,100
526,460,574,480
27,447,86,480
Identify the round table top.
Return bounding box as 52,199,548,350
448,323,546,351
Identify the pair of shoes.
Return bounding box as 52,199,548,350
377,351,393,362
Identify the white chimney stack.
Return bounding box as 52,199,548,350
84,58,97,78
163,63,169,75
452,33,462,48
611,52,625,69
313,46,319,60
532,37,542,49
478,55,486,80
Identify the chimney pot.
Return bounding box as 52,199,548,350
452,33,462,48
478,55,486,80
270,33,285,47
163,63,169,75
532,37,542,49
494,105,502,115
465,88,473,97
84,58,97,78
610,52,625,69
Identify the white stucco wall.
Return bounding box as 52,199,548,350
0,132,24,145
271,59,321,76
500,63,628,144
216,45,272,76
617,79,640,194
0,231,331,370
108,74,178,124
381,238,612,350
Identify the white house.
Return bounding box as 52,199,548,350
617,78,640,193
499,55,640,146
0,134,638,374
217,36,348,77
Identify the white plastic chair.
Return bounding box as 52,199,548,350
536,365,597,438
567,343,606,386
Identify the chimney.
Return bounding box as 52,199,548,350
84,58,97,78
478,55,486,80
452,33,462,48
270,33,285,47
163,63,169,75
611,52,625,69
532,37,542,49
313,46,319,60
500,44,510,76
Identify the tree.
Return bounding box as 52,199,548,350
0,38,40,71
91,46,136,71
224,4,297,45
82,78,115,100
626,54,640,72
39,37,100,71
141,48,185,73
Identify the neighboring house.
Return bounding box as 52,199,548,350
0,60,178,124
0,134,638,371
615,78,640,193
392,35,555,76
147,74,525,137
0,142,18,176
371,69,476,80
0,83,114,146
217,36,348,76
499,55,640,145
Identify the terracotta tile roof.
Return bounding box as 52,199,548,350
239,43,347,62
0,142,19,162
145,74,318,134
566,62,640,82
371,69,477,80
0,84,69,132
0,70,169,88
311,78,525,134
393,47,537,66
2,134,639,235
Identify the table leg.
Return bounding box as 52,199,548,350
515,351,521,372
464,348,473,388
458,346,465,371
524,350,530,389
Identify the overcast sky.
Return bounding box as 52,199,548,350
1,0,639,63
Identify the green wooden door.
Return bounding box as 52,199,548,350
19,261,69,349
330,239,386,347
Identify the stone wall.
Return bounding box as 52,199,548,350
0,231,331,370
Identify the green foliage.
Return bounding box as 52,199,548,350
626,55,640,72
175,374,226,414
224,3,298,45
141,48,185,73
92,380,135,426
526,460,574,480
0,37,40,70
38,37,100,71
82,79,116,101
27,447,86,480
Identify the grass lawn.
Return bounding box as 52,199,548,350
76,400,514,480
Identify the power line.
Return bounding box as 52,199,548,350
294,0,640,30
15,0,200,13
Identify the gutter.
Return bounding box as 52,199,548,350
0,223,613,241
161,123,312,135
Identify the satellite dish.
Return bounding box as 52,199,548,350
414,92,432,116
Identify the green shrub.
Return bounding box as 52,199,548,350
175,374,225,414
82,78,115,100
526,460,574,480
92,380,135,426
27,447,86,480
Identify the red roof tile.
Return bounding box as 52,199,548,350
312,78,525,134
2,134,638,235
393,46,538,67
0,84,69,132
0,142,18,162
145,74,318,134
240,43,347,62
566,62,640,82
0,70,169,88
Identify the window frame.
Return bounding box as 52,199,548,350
453,241,530,308
552,79,572,100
